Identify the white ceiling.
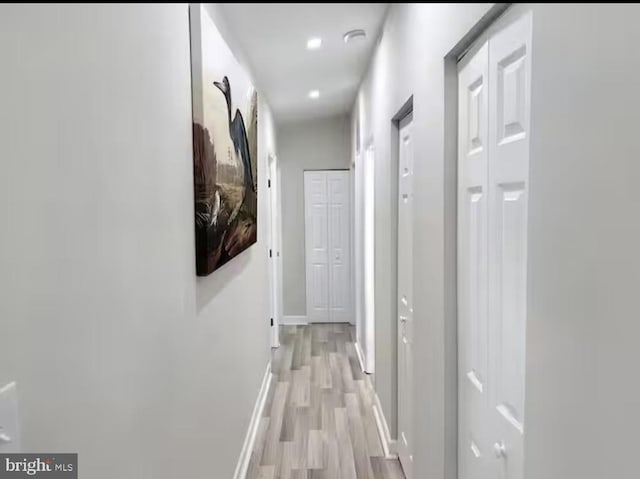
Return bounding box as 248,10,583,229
219,3,389,124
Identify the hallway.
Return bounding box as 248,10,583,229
2,4,640,479
246,324,404,479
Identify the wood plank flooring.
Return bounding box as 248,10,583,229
246,324,405,479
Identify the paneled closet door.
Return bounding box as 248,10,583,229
458,10,531,479
304,170,351,323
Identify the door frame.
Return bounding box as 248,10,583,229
353,151,366,371
268,153,283,348
362,146,376,373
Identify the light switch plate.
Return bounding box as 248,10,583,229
0,382,20,452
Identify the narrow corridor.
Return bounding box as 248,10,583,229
246,324,405,479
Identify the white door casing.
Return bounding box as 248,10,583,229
305,171,330,322
268,154,283,348
354,153,365,353
364,145,376,372
304,170,352,323
458,11,531,479
350,165,356,329
354,149,373,372
397,113,414,479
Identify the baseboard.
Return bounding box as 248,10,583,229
364,375,398,459
281,315,308,325
233,362,273,479
354,341,366,374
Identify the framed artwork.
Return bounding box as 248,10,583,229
189,4,258,276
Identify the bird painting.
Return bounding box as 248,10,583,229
190,4,258,276
192,76,258,276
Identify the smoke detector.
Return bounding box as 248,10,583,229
343,29,366,44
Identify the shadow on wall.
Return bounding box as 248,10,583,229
195,246,253,313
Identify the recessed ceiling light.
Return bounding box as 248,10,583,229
306,37,322,50
308,90,320,99
343,29,366,44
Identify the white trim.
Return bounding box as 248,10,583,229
354,341,366,374
354,151,365,372
281,315,308,325
364,144,376,374
233,362,273,479
267,153,282,349
365,375,397,458
373,399,397,458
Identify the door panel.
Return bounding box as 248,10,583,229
397,112,414,479
494,185,526,435
328,171,351,323
488,12,531,479
304,171,329,322
458,39,491,479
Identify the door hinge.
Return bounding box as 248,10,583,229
268,179,271,188
269,249,272,258
270,317,274,327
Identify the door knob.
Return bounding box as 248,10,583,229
493,441,507,459
399,315,408,322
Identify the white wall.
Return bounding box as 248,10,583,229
0,4,276,478
355,3,640,479
523,4,640,479
278,115,351,317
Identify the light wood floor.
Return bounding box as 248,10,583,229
246,324,405,479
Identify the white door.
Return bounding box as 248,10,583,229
487,12,531,479
458,11,531,479
305,171,330,322
328,171,351,323
304,170,352,323
396,113,414,479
